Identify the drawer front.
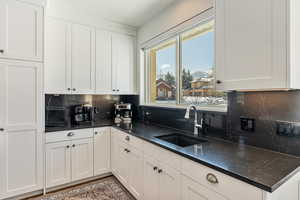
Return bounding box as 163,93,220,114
111,128,144,150
181,158,263,200
46,129,94,143
143,140,181,171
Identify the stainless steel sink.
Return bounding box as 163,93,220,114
155,133,207,148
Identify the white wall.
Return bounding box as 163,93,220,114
137,0,213,44
46,0,137,36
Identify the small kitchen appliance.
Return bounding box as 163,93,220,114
114,103,132,124
71,104,94,126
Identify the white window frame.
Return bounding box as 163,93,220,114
140,9,227,113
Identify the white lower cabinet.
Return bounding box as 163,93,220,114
143,155,181,200
93,128,111,175
46,129,94,188
46,141,72,188
143,156,160,200
71,138,94,182
127,145,144,199
182,175,227,200
111,129,143,200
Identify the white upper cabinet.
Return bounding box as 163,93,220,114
0,0,43,62
45,18,96,94
45,18,72,94
112,33,136,94
71,24,95,94
215,0,300,90
45,17,137,95
95,30,113,93
95,31,136,94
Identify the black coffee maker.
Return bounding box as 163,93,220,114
71,104,94,126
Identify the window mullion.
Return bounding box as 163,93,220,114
176,35,181,105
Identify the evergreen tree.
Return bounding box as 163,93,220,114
164,72,175,86
182,69,193,89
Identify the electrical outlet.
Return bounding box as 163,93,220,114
276,121,300,137
240,117,255,132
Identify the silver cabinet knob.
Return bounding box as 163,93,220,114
66,145,70,148
67,132,74,137
0,49,4,54
0,128,4,131
67,88,71,91
72,88,76,91
206,173,218,184
94,131,98,135
216,80,222,84
153,166,158,171
125,136,130,141
158,169,163,174
72,144,76,148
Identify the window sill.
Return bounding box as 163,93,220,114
142,104,227,113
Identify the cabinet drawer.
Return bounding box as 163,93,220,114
181,158,263,200
143,140,181,171
111,128,143,150
46,129,94,143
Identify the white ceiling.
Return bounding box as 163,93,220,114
48,0,178,27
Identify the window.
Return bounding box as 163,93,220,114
149,38,177,104
146,20,227,109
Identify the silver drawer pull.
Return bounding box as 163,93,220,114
206,173,218,184
67,132,75,137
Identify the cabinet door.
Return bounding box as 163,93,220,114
71,24,95,94
45,17,72,94
71,138,94,181
127,145,144,200
0,60,43,199
159,163,181,200
0,0,43,61
182,176,227,200
94,127,111,175
215,0,287,90
95,30,113,94
115,140,130,185
143,156,160,200
46,141,72,188
112,34,135,94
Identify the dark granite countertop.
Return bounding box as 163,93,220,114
45,122,114,133
113,122,300,193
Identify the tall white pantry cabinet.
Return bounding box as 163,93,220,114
0,0,45,199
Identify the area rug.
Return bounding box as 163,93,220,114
27,176,135,200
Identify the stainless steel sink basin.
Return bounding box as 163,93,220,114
155,133,207,148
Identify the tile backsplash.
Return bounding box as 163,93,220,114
227,91,300,156
138,90,300,157
45,94,139,131
46,91,300,156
